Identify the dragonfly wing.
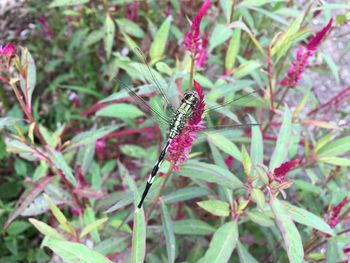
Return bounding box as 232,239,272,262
117,79,171,128
133,47,176,113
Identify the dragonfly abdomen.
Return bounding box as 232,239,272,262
137,139,172,208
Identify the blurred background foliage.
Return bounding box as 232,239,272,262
0,0,350,262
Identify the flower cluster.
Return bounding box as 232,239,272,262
328,197,348,228
0,43,16,58
280,19,333,88
270,159,300,183
183,0,211,58
167,81,205,171
196,33,209,67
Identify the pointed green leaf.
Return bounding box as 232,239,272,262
49,0,89,7
199,221,238,263
132,208,146,263
173,219,215,236
207,134,242,162
80,217,108,239
161,202,176,263
237,241,259,263
270,196,304,263
209,24,233,52
197,200,230,217
269,106,292,170
44,239,112,263
104,14,115,60
150,16,172,65
20,48,36,111
29,218,65,241
44,194,75,236
225,29,241,72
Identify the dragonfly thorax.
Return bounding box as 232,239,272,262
168,91,200,139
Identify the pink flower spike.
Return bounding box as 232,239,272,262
328,197,348,228
272,158,300,183
307,19,333,51
279,19,333,89
196,33,209,67
0,43,16,58
183,0,211,57
167,81,205,170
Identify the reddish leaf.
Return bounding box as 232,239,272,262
4,176,56,229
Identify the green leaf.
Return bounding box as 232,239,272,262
239,0,284,7
317,136,350,157
80,217,108,239
199,221,238,263
326,239,338,263
197,200,230,217
283,202,335,236
271,17,302,57
209,24,233,52
322,53,340,84
44,194,75,236
44,239,112,263
66,125,121,150
250,115,263,165
96,103,144,119
207,134,242,162
0,117,20,130
49,0,89,7
270,196,304,263
95,236,129,256
180,161,243,189
237,241,259,263
318,156,350,166
116,18,144,38
247,211,274,227
29,218,65,241
160,202,176,263
163,187,210,204
269,106,292,170
132,208,146,263
150,16,172,65
241,145,252,177
173,219,215,236
47,148,76,186
225,29,241,72
251,188,265,210
104,14,115,60
20,48,36,110
233,60,260,79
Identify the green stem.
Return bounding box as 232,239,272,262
189,57,195,90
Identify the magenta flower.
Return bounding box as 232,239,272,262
0,43,16,58
38,17,55,39
167,81,205,171
196,33,209,67
183,0,211,58
328,197,348,228
271,158,300,183
126,0,139,21
280,19,333,88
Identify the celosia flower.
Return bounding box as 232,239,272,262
196,33,209,67
126,0,139,21
224,156,234,170
271,159,300,183
280,19,333,88
38,17,55,39
0,43,16,58
167,81,205,171
183,0,211,58
328,197,348,228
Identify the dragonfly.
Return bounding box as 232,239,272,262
116,48,261,209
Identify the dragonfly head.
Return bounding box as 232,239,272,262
182,91,200,108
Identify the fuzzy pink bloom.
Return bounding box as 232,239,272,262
183,0,211,57
328,197,348,228
167,81,205,171
271,158,300,183
126,0,139,21
280,19,333,88
0,43,16,58
196,33,209,67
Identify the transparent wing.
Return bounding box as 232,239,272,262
116,79,171,127
133,47,176,113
